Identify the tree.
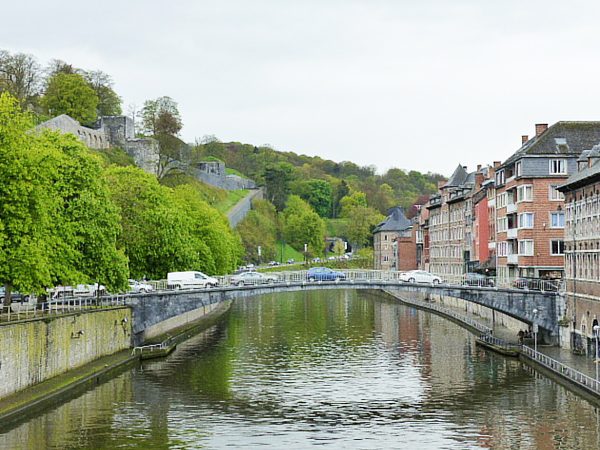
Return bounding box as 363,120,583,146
0,50,41,109
289,179,333,218
237,199,278,264
155,133,189,180
82,70,122,116
264,162,294,212
0,93,128,304
42,73,99,125
139,96,182,136
283,196,326,255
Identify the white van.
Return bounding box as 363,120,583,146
167,271,219,290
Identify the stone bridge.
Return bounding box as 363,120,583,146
125,281,564,346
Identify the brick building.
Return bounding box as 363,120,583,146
494,122,600,285
558,144,600,352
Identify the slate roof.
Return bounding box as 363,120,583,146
502,122,600,168
559,144,600,191
445,164,469,187
373,206,412,233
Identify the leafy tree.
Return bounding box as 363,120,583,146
82,70,122,116
264,162,294,212
155,133,189,180
139,96,182,136
236,199,279,264
0,50,41,109
42,72,99,125
283,195,325,255
0,93,127,304
289,179,333,218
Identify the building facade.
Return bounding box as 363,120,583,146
494,123,600,285
373,207,413,270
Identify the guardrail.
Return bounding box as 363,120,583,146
521,345,600,394
132,336,175,357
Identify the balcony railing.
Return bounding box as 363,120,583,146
507,254,518,264
507,228,518,239
506,203,517,214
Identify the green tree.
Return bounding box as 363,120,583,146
139,96,182,136
0,93,128,304
264,162,294,212
236,199,278,264
42,72,99,125
82,70,122,116
283,195,325,256
289,179,333,218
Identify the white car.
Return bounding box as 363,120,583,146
399,270,443,284
129,280,154,293
230,272,278,286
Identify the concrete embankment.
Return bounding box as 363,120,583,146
0,299,232,427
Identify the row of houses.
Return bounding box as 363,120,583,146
373,121,600,351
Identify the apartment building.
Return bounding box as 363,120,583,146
470,166,496,273
558,144,600,352
373,207,414,270
494,123,600,284
426,165,476,280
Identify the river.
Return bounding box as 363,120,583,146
1,289,599,449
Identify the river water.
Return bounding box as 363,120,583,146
2,290,600,449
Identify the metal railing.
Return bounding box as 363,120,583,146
0,295,127,323
132,336,175,356
521,345,600,394
478,333,517,353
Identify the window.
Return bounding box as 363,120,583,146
550,212,565,228
497,217,507,232
518,240,534,256
518,213,534,228
517,185,533,202
515,161,522,177
496,193,506,208
496,170,505,185
551,240,565,255
383,255,389,262
549,185,565,201
384,234,388,241
550,159,567,175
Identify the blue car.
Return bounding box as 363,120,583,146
306,267,346,282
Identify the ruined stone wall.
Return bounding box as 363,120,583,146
36,115,109,150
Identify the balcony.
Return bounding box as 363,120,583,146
506,228,518,239
506,203,517,214
507,254,518,265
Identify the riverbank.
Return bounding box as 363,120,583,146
0,299,232,429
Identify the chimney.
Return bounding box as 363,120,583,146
535,124,548,137
522,135,528,145
475,172,484,188
477,164,482,171
493,161,501,168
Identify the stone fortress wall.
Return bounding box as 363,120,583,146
36,115,255,191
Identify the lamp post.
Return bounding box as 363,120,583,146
532,308,539,353
594,325,600,381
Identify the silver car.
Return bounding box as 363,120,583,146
230,272,278,286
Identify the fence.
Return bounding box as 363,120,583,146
521,345,600,395
0,296,127,324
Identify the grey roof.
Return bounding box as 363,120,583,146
559,158,600,191
502,122,600,168
373,206,412,233
445,164,469,187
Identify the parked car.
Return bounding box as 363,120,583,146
306,267,346,282
513,277,559,292
129,279,154,293
462,273,495,287
399,270,443,284
287,258,295,264
0,287,30,303
230,272,278,286
268,261,280,266
167,271,219,289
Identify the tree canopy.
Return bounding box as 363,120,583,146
42,72,99,125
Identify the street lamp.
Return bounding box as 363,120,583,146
594,325,600,381
532,308,539,353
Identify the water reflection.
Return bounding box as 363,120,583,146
1,290,600,449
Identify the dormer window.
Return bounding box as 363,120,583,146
515,161,522,177
550,159,567,175
496,169,505,185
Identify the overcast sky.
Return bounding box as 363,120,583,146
4,1,600,177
